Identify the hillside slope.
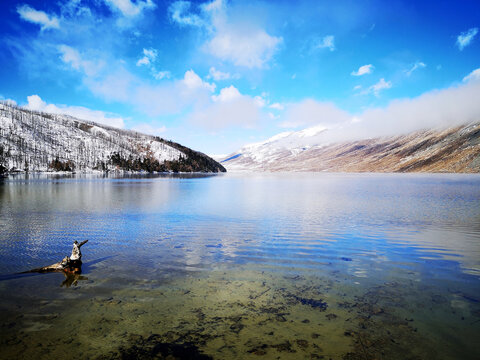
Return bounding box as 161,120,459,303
0,103,225,174
221,123,480,173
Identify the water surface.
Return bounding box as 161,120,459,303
0,173,479,359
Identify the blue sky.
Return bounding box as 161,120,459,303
1,0,479,155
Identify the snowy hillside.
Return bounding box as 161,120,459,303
0,103,225,173
220,125,328,167
220,122,480,173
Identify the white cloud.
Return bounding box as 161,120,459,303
136,48,158,66
211,86,264,109
104,0,156,17
85,68,135,102
278,73,480,143
312,35,335,52
405,61,426,76
135,48,171,81
59,45,82,68
190,86,267,129
143,48,157,60
280,99,351,129
189,86,263,129
153,71,171,80
183,69,216,92
351,64,374,76
168,1,207,27
254,95,266,108
365,78,392,96
57,46,213,116
269,102,284,110
242,77,480,160
205,27,282,68
60,0,93,18
58,45,104,77
55,44,266,130
0,97,17,106
212,85,241,102
201,0,223,14
349,79,480,140
132,69,217,116
169,0,282,68
17,5,60,30
133,84,186,116
456,27,478,50
463,68,480,83
208,67,239,81
58,46,133,102
132,123,167,135
24,95,125,128
136,57,150,66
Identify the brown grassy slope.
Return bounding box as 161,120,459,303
229,123,480,173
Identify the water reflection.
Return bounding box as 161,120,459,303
0,173,479,359
2,173,479,278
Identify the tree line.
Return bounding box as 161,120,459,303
108,152,226,173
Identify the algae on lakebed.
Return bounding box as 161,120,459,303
1,265,479,359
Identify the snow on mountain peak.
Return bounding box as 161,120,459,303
297,124,327,138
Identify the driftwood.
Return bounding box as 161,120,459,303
23,240,88,274
20,240,89,287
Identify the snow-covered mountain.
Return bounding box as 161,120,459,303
0,102,225,173
220,122,480,173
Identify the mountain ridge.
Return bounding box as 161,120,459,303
220,122,480,173
0,102,226,174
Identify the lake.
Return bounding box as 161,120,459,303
0,173,479,359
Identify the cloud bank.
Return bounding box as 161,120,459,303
24,95,125,128
463,68,480,82
279,68,480,143
56,42,268,130
280,99,350,129
189,85,265,129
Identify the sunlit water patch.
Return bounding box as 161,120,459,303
0,173,479,359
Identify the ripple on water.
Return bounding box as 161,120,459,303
0,173,480,359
